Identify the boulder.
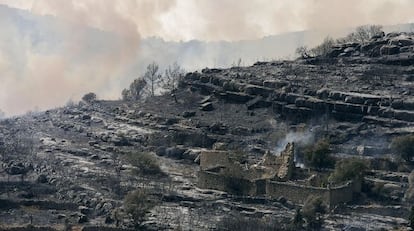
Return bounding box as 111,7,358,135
389,37,414,46
79,206,91,215
220,91,253,103
37,174,48,183
78,214,88,223
81,114,91,120
165,146,186,159
199,102,214,111
263,80,288,89
182,111,196,118
400,46,414,53
244,85,274,97
404,170,414,202
246,96,272,110
213,142,228,150
328,48,343,58
380,45,400,56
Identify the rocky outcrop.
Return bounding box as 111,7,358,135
182,66,414,126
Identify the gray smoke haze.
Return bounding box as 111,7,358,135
0,1,174,115
0,0,413,115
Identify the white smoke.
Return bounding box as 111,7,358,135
274,130,315,155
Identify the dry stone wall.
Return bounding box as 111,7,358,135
197,170,356,206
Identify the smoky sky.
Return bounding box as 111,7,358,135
0,0,413,115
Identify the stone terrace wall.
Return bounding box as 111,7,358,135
266,181,330,205
328,182,354,206
184,65,414,126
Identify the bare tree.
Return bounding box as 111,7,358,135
143,62,161,97
295,46,312,59
162,62,185,93
310,36,335,57
337,25,383,44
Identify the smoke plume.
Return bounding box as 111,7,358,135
0,0,174,115
0,0,413,115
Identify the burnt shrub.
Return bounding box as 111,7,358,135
217,212,283,231
302,196,326,230
125,152,164,176
330,158,367,184
391,135,414,163
304,139,335,170
124,188,158,227
82,92,97,103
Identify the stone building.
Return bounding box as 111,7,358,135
197,143,359,206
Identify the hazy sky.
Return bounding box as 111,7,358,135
1,0,414,41
0,0,413,116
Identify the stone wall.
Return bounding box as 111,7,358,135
266,180,330,205
328,182,354,206
266,180,356,206
197,170,356,206
197,171,257,196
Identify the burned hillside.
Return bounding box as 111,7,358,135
1,31,414,230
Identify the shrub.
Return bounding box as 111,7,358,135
295,46,312,59
310,36,335,57
217,213,283,231
288,208,304,230
126,152,163,176
82,92,97,103
301,196,326,229
329,158,366,184
304,139,335,169
391,135,414,163
409,206,414,229
124,189,158,226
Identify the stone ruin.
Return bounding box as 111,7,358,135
197,143,359,206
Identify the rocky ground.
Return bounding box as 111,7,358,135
1,32,414,230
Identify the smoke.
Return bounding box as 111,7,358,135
0,1,174,116
158,0,414,41
0,0,414,115
274,130,315,155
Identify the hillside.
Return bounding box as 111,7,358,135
1,31,414,230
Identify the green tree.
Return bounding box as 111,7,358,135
329,158,366,184
122,78,147,101
391,135,414,163
304,139,334,169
